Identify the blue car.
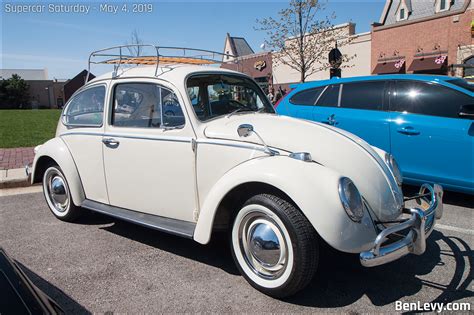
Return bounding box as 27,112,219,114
276,75,474,194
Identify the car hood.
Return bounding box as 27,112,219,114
203,113,403,221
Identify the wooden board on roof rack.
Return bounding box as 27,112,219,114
105,56,216,65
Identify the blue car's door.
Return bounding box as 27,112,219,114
311,84,341,124
333,80,391,152
389,80,474,193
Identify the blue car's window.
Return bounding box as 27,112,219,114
393,81,473,118
316,84,340,107
340,81,385,111
289,87,325,105
446,79,474,92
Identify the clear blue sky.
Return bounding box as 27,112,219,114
1,0,385,79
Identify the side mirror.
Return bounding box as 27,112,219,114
459,104,474,119
237,124,254,137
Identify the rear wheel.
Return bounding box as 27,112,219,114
231,194,319,298
42,166,80,222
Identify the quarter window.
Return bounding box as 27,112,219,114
112,83,185,128
64,85,105,126
392,81,472,118
340,81,385,111
289,87,325,105
315,84,340,107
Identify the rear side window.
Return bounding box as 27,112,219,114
340,81,385,111
393,81,472,118
316,84,340,107
289,87,325,105
64,85,105,126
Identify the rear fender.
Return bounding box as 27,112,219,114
31,137,85,207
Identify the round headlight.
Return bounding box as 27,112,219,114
338,177,364,222
385,153,403,186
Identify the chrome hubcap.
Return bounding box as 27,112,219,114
239,211,288,280
46,172,69,213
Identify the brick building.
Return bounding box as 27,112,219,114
222,24,372,92
0,68,94,108
221,33,273,92
371,0,473,77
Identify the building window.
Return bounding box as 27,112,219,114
464,56,474,78
436,0,451,12
399,8,406,20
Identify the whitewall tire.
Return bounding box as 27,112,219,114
231,194,319,298
42,166,80,222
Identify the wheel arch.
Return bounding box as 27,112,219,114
31,137,85,206
208,181,298,234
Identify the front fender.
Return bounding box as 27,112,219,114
31,137,85,207
193,156,378,253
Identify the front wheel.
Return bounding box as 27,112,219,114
231,194,319,298
42,165,81,222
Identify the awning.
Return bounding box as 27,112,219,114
408,55,447,72
373,59,405,74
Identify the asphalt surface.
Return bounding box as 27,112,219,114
0,186,473,313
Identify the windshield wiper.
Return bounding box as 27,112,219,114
226,107,254,118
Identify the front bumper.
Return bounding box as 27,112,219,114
360,184,443,267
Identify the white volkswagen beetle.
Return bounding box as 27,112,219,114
28,46,443,298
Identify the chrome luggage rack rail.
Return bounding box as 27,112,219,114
86,44,237,82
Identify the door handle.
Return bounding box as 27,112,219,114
102,137,120,146
323,114,337,126
397,126,420,136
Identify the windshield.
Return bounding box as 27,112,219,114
186,74,275,121
447,78,474,92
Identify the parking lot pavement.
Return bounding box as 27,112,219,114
0,190,472,313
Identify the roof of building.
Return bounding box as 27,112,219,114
379,0,469,25
0,68,48,80
225,33,254,57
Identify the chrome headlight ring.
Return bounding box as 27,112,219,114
385,153,403,186
338,177,364,222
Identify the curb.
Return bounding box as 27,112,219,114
0,168,31,189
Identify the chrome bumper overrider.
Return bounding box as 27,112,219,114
25,164,32,183
360,184,443,267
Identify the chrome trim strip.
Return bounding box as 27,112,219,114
60,131,283,153
313,85,328,105
81,199,195,238
197,138,282,154
60,132,191,143
337,84,343,107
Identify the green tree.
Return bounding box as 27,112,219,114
0,74,30,109
256,0,353,82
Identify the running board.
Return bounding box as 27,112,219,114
81,200,195,239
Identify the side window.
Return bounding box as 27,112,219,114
393,81,472,118
64,85,105,126
289,87,325,105
112,83,184,128
315,84,340,107
340,81,385,111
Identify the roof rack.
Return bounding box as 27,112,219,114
86,44,236,82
